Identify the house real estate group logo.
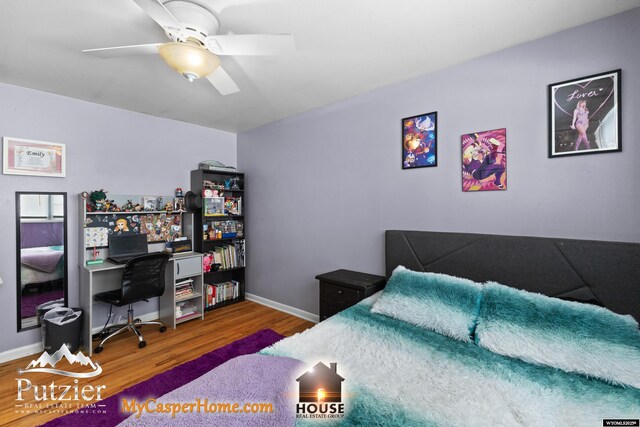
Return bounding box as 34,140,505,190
15,344,107,415
295,361,345,419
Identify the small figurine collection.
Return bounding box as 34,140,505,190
82,188,188,247
82,188,189,213
202,176,241,198
202,180,225,198
203,220,243,240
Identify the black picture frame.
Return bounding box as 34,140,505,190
402,111,437,169
548,69,621,158
15,191,68,332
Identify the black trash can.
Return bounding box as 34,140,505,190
36,298,65,325
41,307,83,353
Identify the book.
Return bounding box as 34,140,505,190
206,280,240,306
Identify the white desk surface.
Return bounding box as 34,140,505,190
79,251,202,355
81,251,201,272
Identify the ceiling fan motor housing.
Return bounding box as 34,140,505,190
163,0,220,44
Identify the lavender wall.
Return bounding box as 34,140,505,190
237,9,640,315
0,82,236,353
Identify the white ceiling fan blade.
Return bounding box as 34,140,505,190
209,0,287,14
206,34,295,55
83,43,162,58
206,67,240,95
132,0,180,29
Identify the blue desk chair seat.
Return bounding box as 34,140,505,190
93,252,171,353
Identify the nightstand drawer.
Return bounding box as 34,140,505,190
317,269,386,321
322,283,360,303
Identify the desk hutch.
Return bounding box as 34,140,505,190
78,194,203,355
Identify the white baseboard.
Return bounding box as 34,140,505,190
0,311,162,364
0,342,44,364
246,293,319,324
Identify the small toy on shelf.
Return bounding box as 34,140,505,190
104,200,120,211
174,197,185,211
224,199,234,215
174,187,185,211
123,200,134,211
89,189,108,211
165,201,174,213
202,252,214,273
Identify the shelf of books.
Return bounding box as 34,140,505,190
205,280,241,310
191,169,246,312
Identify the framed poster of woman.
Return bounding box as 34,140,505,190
548,69,621,158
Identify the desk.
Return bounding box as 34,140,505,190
79,252,203,356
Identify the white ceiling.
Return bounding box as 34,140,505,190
1,0,638,133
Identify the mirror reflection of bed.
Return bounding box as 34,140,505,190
17,193,67,331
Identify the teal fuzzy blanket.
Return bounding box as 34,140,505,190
262,294,640,426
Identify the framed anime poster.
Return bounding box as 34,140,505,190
461,128,506,192
2,137,66,177
402,111,437,169
548,69,621,158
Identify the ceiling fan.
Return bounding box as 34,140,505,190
83,0,295,95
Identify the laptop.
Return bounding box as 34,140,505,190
107,233,149,264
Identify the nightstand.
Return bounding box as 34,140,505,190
316,269,386,321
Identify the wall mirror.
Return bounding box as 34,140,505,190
16,192,68,331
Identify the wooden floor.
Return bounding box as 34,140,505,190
0,301,314,427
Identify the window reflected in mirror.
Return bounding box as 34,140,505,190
17,192,68,331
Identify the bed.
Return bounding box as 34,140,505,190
119,230,640,426
20,245,65,292
20,221,65,293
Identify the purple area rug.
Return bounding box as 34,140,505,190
41,329,284,427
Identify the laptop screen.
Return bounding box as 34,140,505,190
108,233,149,258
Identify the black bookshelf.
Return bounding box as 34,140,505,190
191,169,246,311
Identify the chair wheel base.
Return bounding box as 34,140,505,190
159,326,167,333
138,341,147,349
94,346,103,353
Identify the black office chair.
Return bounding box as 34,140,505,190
93,253,171,353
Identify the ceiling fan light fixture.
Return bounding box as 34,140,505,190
158,41,220,82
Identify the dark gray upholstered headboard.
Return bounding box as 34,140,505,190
386,230,640,321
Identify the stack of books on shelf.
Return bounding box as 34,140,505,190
211,239,245,270
175,279,195,300
205,280,240,308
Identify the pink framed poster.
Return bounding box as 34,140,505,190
2,137,66,177
461,128,506,192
